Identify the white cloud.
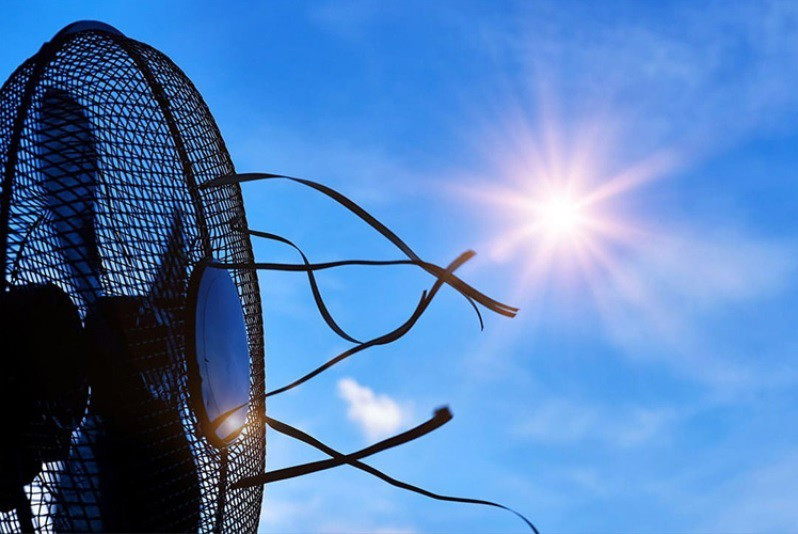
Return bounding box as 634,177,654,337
337,378,410,440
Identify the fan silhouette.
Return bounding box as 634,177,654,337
0,21,534,533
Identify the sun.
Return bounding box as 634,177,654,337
450,112,677,295
534,193,586,241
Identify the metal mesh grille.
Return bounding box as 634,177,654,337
0,27,265,532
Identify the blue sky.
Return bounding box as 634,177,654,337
3,1,798,532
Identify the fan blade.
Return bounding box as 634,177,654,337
53,297,200,532
141,211,188,384
37,88,102,302
53,212,198,530
148,211,187,308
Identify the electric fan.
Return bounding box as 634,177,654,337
0,21,535,533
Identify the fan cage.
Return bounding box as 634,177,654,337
0,26,265,532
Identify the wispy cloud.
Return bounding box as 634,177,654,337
259,496,322,533
509,0,798,156
337,378,411,440
640,447,798,532
698,449,798,532
515,398,677,448
258,490,417,534
309,0,395,41
593,223,797,388
235,122,414,207
320,522,417,534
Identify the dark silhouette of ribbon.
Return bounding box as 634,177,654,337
203,172,518,320
232,408,539,534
